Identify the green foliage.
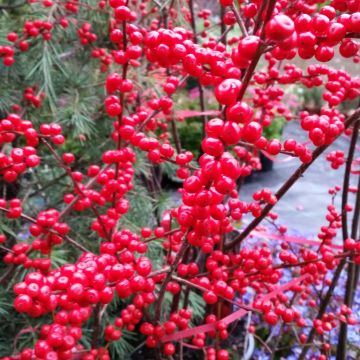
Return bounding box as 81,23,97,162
108,330,136,359
296,85,323,112
263,116,286,140
187,291,205,321
120,181,156,232
178,118,203,158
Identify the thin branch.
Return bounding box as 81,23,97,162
137,110,161,132
220,5,226,44
0,265,15,286
155,238,189,323
170,116,182,154
341,121,359,240
0,245,14,253
218,26,233,44
112,19,129,213
91,304,102,348
253,0,269,34
143,228,180,244
231,4,248,36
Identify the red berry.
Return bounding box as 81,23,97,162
264,311,278,325
266,15,294,41
14,294,33,313
204,291,218,304
242,122,262,143
215,79,242,106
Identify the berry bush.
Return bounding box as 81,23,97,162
0,0,360,359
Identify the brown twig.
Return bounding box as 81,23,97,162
111,8,130,211
160,156,199,170
0,245,14,253
253,0,269,34
218,26,233,44
137,110,161,132
143,228,180,244
341,121,359,240
91,304,102,348
154,238,189,323
231,4,248,36
170,117,182,154
0,265,15,286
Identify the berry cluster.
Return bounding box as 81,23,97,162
326,149,345,169
23,87,45,108
78,23,97,45
300,108,346,146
